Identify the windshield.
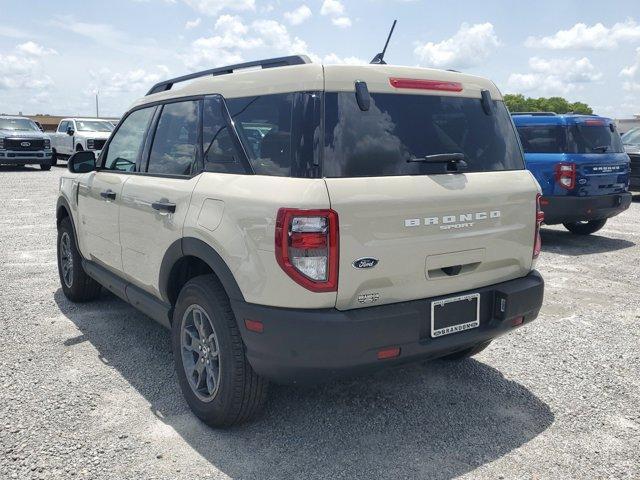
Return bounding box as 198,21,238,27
0,118,40,132
76,121,114,132
517,122,624,154
622,128,640,145
323,93,524,177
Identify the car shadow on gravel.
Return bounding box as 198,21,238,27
540,228,635,256
55,289,553,480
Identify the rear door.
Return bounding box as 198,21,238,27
119,99,201,297
322,68,539,310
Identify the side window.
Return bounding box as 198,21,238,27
58,121,67,133
202,96,246,174
147,100,199,176
103,107,155,172
226,93,294,176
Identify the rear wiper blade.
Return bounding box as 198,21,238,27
407,153,467,163
591,145,609,152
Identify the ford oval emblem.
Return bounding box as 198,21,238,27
352,257,379,269
21,141,31,147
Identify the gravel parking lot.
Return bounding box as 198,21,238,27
1,166,639,480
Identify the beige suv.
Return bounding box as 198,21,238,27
56,55,545,427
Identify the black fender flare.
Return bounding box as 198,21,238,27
158,237,245,305
56,196,81,252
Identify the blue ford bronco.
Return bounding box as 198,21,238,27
512,113,632,235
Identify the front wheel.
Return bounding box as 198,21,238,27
57,217,102,302
51,150,58,166
40,162,51,171
172,275,268,427
563,219,607,235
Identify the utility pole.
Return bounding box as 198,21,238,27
95,91,100,118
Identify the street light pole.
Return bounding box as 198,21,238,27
95,91,100,118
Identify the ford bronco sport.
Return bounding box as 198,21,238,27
56,55,545,427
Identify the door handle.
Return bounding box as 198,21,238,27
151,201,176,213
100,190,116,200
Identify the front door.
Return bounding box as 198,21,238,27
77,106,156,273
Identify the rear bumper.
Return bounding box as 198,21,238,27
541,192,632,224
232,271,544,384
0,151,52,165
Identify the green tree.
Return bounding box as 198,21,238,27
503,94,593,115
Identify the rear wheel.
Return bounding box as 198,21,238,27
563,219,607,235
57,217,102,302
172,275,268,427
440,340,492,361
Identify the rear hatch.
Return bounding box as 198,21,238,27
322,66,539,310
517,118,629,196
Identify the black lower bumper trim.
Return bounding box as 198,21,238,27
231,271,544,384
542,192,632,224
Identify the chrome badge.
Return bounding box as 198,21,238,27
20,141,31,147
352,257,379,269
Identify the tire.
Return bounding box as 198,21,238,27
57,217,102,302
51,149,58,166
440,340,492,361
76,144,84,152
172,275,268,428
40,163,51,171
563,219,607,235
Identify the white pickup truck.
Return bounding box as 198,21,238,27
50,118,114,165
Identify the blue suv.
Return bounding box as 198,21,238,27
512,113,632,235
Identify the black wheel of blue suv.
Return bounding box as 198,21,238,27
563,219,607,235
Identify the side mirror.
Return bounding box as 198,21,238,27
68,151,96,174
67,128,75,136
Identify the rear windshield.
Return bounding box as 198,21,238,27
323,93,524,177
517,122,624,154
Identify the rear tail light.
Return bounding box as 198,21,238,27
533,193,544,260
554,162,576,190
389,78,463,92
275,208,339,292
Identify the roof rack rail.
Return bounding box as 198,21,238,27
510,112,557,116
146,55,311,96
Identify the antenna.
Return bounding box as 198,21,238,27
370,20,397,65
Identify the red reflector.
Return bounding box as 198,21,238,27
377,347,401,360
290,232,327,249
540,198,550,206
511,316,524,327
244,319,264,333
389,77,463,92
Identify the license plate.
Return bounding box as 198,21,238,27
431,293,480,338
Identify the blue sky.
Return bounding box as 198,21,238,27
1,0,639,118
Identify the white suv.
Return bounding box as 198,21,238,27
56,55,545,427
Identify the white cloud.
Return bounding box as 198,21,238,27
331,17,352,28
284,5,312,26
88,66,170,97
525,19,640,50
621,47,640,92
507,56,602,95
322,53,367,64
16,41,57,57
184,16,309,70
414,22,500,69
0,26,30,39
185,18,201,29
181,0,255,16
320,0,345,16
0,53,52,90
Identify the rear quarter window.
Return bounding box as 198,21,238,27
323,92,524,178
